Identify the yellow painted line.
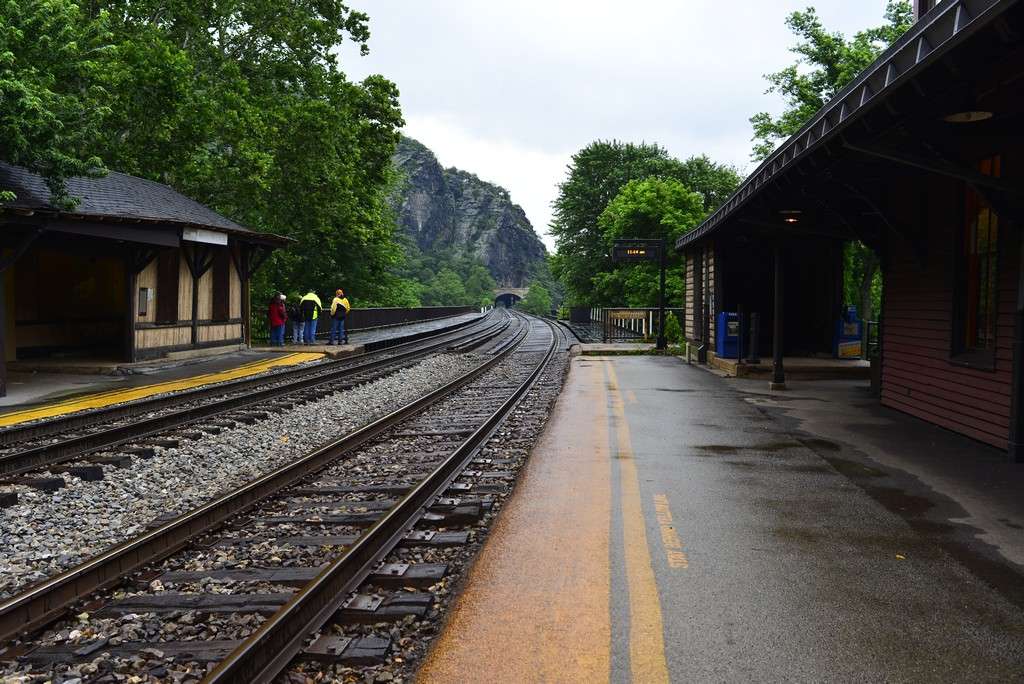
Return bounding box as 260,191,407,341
0,353,323,426
606,360,671,684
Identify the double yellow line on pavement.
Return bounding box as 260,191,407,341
605,360,671,683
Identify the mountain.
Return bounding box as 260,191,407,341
391,136,547,288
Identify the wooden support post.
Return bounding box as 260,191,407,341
184,244,214,349
126,257,137,363
771,241,786,390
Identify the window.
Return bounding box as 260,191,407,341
955,156,1001,362
155,249,180,324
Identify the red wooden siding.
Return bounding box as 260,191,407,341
881,177,1018,449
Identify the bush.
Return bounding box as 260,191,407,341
663,312,683,345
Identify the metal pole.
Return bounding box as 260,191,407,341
657,240,667,350
772,242,786,390
737,304,745,365
748,312,761,363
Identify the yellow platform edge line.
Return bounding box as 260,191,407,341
0,352,324,427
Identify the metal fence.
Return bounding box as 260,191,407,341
563,307,684,343
253,306,478,343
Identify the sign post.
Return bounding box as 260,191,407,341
612,238,668,350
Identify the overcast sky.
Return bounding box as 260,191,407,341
340,1,894,251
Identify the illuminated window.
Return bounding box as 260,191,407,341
956,156,1000,361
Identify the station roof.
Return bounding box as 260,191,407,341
0,162,290,246
676,0,1020,251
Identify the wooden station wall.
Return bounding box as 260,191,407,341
134,246,243,356
880,170,1018,450
683,244,716,348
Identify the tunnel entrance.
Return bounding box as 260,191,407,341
494,293,522,308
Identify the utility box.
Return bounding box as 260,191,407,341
715,312,740,359
834,305,863,359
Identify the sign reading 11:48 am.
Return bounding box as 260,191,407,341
611,239,662,263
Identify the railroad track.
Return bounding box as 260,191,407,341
0,314,567,683
0,311,507,479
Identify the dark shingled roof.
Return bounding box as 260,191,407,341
0,162,289,244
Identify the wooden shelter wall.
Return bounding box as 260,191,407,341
684,252,694,339
881,175,1017,449
136,245,244,352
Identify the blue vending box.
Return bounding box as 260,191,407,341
716,312,740,359
834,305,862,359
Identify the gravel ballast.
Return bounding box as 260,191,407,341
0,352,482,600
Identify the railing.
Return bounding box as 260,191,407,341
254,306,478,343
559,307,684,343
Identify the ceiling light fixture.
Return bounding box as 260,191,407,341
943,91,993,123
779,210,802,224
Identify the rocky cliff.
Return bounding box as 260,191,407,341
392,136,547,287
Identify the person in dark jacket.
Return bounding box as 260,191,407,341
299,290,322,345
288,299,303,344
267,293,287,346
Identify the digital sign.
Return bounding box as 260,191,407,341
612,239,662,263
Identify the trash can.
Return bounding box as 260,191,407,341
716,312,740,359
834,305,862,359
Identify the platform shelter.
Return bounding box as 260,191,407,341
0,163,289,396
677,0,1024,457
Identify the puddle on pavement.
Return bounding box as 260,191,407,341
823,456,887,478
772,525,824,545
800,437,842,451
696,441,802,454
654,388,698,393
864,486,936,517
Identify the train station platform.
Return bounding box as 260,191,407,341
0,351,323,425
419,355,1024,682
0,312,486,426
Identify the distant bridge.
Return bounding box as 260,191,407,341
493,287,528,307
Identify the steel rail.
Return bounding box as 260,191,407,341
0,315,509,478
0,312,487,448
0,315,527,644
205,316,559,684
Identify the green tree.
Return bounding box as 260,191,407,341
749,1,912,324
590,177,704,307
749,2,913,160
464,265,497,307
423,268,468,306
5,0,406,308
0,0,111,205
550,140,739,305
520,283,552,316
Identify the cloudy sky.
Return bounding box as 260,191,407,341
340,1,894,250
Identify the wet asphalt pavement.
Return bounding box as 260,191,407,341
611,355,1024,681
418,354,1024,682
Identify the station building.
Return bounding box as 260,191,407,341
0,163,289,395
677,0,1024,457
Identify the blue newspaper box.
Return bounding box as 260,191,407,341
834,305,862,359
716,312,740,359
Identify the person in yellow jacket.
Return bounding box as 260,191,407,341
328,289,351,345
299,290,322,345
